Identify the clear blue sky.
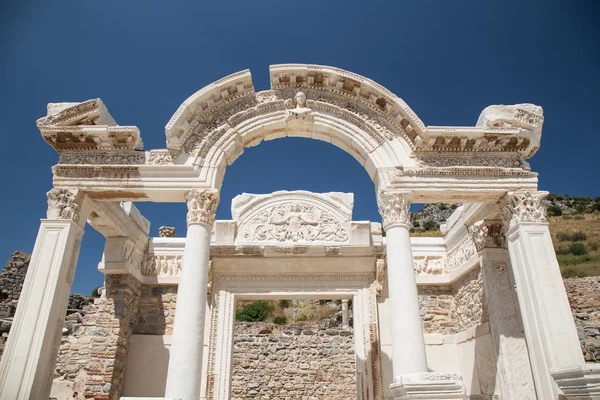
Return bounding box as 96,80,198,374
1,1,598,295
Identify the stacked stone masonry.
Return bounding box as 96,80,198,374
564,276,600,363
419,267,487,334
231,322,356,400
52,275,141,400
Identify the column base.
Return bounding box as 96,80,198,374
551,364,600,399
390,372,467,400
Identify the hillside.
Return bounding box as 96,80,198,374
410,196,600,277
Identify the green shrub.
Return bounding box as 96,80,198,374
413,220,421,228
91,286,102,298
569,243,587,256
278,299,291,308
273,315,287,325
556,254,598,266
556,246,570,255
422,220,438,231
546,194,564,201
557,231,587,242
547,205,563,217
236,301,273,322
561,268,579,278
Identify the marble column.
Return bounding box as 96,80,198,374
378,192,428,376
0,189,87,400
469,219,536,399
503,191,585,399
165,190,219,400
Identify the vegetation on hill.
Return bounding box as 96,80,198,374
235,299,342,325
405,196,600,277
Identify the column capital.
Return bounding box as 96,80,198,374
501,190,548,229
468,219,507,252
186,189,219,227
46,188,81,222
377,191,413,229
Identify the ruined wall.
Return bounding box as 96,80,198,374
564,276,600,362
419,267,486,334
52,275,141,400
231,322,356,400
133,285,177,335
0,251,31,316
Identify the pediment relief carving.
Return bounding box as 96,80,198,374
233,191,353,245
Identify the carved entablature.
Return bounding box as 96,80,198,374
46,188,80,222
502,191,548,229
469,220,507,252
166,70,255,151
36,99,143,153
232,191,353,245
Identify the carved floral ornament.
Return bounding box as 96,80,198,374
239,203,349,243
377,192,412,229
186,190,220,226
46,188,80,222
469,220,507,252
502,191,548,228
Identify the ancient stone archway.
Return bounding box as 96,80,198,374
1,64,594,400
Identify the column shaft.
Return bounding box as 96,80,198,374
165,189,218,400
165,223,212,399
0,219,83,399
386,225,428,375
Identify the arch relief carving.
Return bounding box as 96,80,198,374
233,191,353,245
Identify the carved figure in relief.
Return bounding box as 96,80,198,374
241,203,348,243
285,92,313,122
375,258,386,296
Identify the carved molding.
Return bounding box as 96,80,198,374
186,190,219,227
502,191,548,228
446,235,478,273
141,254,182,277
377,192,412,229
46,188,80,222
414,256,448,275
123,239,145,270
416,156,528,170
469,220,507,252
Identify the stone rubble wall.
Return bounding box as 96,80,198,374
52,275,141,400
231,322,356,400
419,267,487,334
133,285,177,335
0,251,31,316
564,276,600,362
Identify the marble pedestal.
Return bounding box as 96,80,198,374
390,373,467,400
551,365,600,399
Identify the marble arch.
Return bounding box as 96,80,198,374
1,63,597,400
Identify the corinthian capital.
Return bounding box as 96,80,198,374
502,191,548,228
377,192,413,229
186,190,219,227
469,220,507,252
46,188,80,222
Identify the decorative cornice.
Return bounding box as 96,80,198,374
502,191,548,228
377,192,412,229
468,220,507,252
46,188,80,222
186,190,219,227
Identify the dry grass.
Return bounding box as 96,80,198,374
548,213,600,277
